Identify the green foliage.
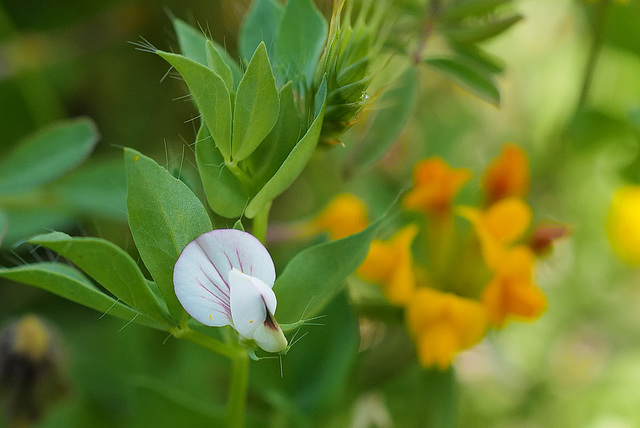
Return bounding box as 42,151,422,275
0,118,97,195
346,66,418,171
29,231,171,325
239,0,284,60
273,0,328,87
206,40,234,92
157,51,233,161
0,262,162,330
274,200,389,324
195,124,249,218
125,148,212,323
232,42,280,162
425,57,500,106
245,77,327,218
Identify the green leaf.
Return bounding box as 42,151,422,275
233,219,245,231
173,18,243,86
0,209,71,250
157,51,233,160
442,14,522,44
206,40,234,91
245,78,327,218
425,57,500,107
0,262,164,330
451,43,505,74
232,42,280,162
125,148,212,323
349,67,418,170
53,159,127,220
173,18,208,65
195,124,249,218
29,231,171,326
273,202,390,324
442,0,511,22
273,0,328,85
280,292,359,413
239,0,284,60
0,118,98,195
245,82,302,184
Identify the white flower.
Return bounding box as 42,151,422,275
173,229,287,353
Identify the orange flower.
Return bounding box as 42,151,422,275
458,198,532,269
482,143,530,205
313,194,369,240
607,185,640,265
406,287,488,369
404,158,471,217
482,246,546,327
357,225,419,305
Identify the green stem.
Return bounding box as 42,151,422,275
175,327,238,360
252,202,271,244
175,327,251,427
577,0,611,110
227,350,250,428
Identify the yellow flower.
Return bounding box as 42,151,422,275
482,246,546,327
406,287,488,369
459,198,532,269
482,143,530,205
357,225,419,305
404,158,471,217
313,193,369,240
607,185,640,265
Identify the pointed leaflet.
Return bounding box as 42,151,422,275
173,18,243,84
273,203,391,324
231,42,279,162
29,231,171,325
273,0,328,85
206,40,234,91
0,118,98,195
425,57,500,107
157,51,233,160
239,0,284,60
246,82,302,185
125,148,212,322
0,262,164,330
245,77,327,218
349,67,418,170
195,123,248,218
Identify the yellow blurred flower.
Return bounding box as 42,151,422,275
313,193,369,240
482,143,530,205
607,185,640,265
357,225,419,305
481,246,547,327
406,287,488,369
458,198,532,269
403,158,471,217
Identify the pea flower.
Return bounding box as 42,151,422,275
173,229,288,353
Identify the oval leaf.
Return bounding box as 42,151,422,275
206,40,234,91
0,118,98,195
29,231,171,325
239,0,284,60
125,148,213,322
245,78,327,218
273,204,390,324
0,262,164,330
157,51,233,160
195,124,249,218
232,42,280,162
424,57,500,107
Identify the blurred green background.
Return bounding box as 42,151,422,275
2,0,640,427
